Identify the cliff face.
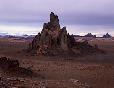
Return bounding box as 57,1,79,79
29,12,102,55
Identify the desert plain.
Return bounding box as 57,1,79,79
0,37,114,88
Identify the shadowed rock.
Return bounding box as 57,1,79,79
0,57,19,71
0,57,34,77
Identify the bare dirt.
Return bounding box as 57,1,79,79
0,38,114,88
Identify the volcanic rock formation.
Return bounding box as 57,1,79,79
29,12,102,56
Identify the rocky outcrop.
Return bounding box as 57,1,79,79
29,12,74,55
29,12,103,56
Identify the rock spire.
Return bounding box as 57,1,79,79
28,12,103,56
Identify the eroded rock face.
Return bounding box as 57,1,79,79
29,12,103,56
29,12,75,55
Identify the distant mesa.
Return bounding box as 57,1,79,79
85,33,96,38
74,33,96,41
103,33,112,38
28,12,103,56
74,33,96,38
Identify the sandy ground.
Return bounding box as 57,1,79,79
0,38,114,88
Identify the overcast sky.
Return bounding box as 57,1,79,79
0,0,114,36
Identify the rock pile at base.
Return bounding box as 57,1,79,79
29,12,103,56
0,57,19,71
0,57,33,76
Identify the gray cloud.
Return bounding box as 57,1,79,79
60,14,114,26
0,0,114,25
0,0,114,36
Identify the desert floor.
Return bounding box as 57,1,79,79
0,38,114,88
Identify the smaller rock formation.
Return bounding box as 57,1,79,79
74,41,102,54
103,33,112,38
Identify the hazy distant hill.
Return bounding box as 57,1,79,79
0,33,35,41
